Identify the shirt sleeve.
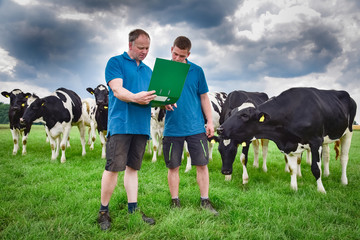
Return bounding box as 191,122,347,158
197,67,209,95
105,56,124,84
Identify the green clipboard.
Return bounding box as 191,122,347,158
148,58,190,107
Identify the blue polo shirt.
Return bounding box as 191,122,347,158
163,60,209,137
105,52,152,137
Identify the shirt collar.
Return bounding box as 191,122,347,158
123,51,145,67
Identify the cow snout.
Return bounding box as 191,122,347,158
217,127,224,135
221,169,232,175
20,118,25,124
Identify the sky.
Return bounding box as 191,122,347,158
0,0,359,123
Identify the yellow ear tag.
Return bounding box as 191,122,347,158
21,103,25,107
25,96,29,98
259,115,265,122
41,102,45,106
6,95,9,98
242,142,246,147
91,91,94,95
211,140,215,144
104,106,108,109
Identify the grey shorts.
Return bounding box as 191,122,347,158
105,134,148,172
163,133,209,169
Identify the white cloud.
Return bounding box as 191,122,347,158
0,48,17,77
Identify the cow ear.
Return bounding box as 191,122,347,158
1,91,10,98
86,88,94,95
257,112,270,123
25,93,32,98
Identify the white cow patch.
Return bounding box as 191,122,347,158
237,102,255,112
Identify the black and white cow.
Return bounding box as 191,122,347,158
1,89,33,155
86,84,109,158
21,88,87,163
81,98,97,150
217,87,357,193
150,107,166,162
212,90,270,183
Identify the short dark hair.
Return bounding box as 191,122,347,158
129,29,150,43
173,36,191,51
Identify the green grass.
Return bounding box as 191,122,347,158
0,124,359,239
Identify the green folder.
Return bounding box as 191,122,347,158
148,58,190,107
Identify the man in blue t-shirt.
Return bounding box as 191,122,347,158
97,29,157,230
163,36,218,215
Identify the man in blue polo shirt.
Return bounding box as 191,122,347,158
97,29,157,230
163,36,218,215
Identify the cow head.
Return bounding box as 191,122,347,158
217,106,270,142
87,84,109,110
21,98,45,125
1,89,31,113
210,136,239,175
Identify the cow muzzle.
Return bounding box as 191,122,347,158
221,169,232,175
217,127,224,135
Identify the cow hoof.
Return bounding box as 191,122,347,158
263,166,267,172
185,167,191,173
242,178,249,185
341,177,348,185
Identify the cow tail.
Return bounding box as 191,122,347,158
348,97,357,132
334,140,340,161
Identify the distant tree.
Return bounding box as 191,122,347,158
354,120,358,125
0,102,9,124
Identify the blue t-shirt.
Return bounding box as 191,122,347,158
105,52,152,137
163,60,209,137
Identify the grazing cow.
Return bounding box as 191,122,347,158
86,84,109,158
183,91,227,172
1,89,33,155
212,90,270,183
21,88,87,163
217,87,357,193
81,98,97,150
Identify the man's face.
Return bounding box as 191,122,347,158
129,34,150,62
171,46,190,63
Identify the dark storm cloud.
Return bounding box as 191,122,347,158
60,0,242,29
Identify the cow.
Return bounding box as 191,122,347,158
207,91,228,160
211,90,270,183
86,84,109,159
21,88,87,163
150,107,166,162
1,89,33,155
217,87,357,193
81,98,97,150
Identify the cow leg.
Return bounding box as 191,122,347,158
310,144,326,193
147,140,152,154
77,124,87,157
11,128,20,155
90,121,96,150
184,142,192,173
261,139,269,172
22,132,29,155
284,155,290,173
241,145,250,185
45,127,58,160
322,143,330,177
252,139,260,168
208,140,215,161
60,125,73,163
305,149,311,165
286,154,299,191
100,131,107,159
297,156,302,177
340,131,352,185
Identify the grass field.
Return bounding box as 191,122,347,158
0,124,359,239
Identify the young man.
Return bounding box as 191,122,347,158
97,29,157,230
163,36,218,215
